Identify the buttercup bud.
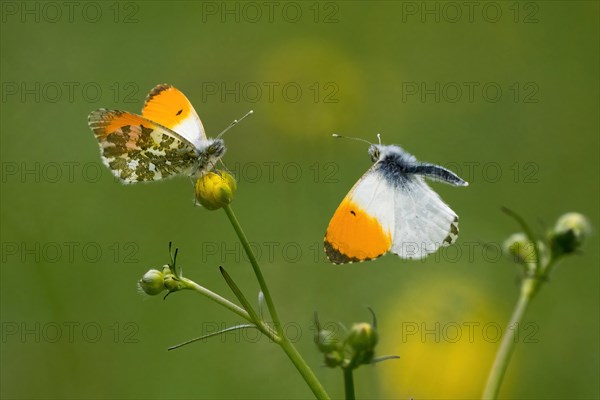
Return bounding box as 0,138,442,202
315,329,340,354
138,269,165,296
550,212,592,257
346,323,378,351
503,233,538,267
345,322,378,367
195,171,237,210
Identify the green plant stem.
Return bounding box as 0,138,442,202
223,205,282,332
343,368,355,400
279,338,331,399
482,278,539,399
181,277,251,322
222,204,330,400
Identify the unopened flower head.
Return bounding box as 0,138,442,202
550,212,592,256
345,322,378,367
504,233,538,268
346,322,378,352
315,329,340,354
138,268,166,296
195,171,237,210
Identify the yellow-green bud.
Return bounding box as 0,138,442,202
346,322,378,351
503,233,538,266
137,269,165,296
345,322,378,367
315,329,339,353
195,171,237,210
550,212,592,256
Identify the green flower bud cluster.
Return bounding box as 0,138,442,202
503,211,591,283
314,312,390,371
138,244,188,297
138,264,185,296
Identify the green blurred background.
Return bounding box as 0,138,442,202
1,1,598,399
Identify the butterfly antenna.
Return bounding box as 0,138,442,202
377,133,382,145
216,110,254,139
331,133,373,146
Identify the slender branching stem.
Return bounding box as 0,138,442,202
482,277,538,399
222,204,330,400
180,277,251,322
223,205,283,333
484,208,553,399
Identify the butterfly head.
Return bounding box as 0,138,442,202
368,144,415,164
205,138,226,159
368,144,382,162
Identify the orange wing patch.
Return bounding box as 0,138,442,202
88,109,199,183
324,197,392,264
141,84,204,142
90,109,155,139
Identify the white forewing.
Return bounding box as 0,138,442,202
348,167,396,237
173,114,206,148
391,176,459,259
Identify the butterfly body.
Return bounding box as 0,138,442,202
88,84,225,184
324,143,468,264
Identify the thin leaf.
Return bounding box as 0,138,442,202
367,306,377,330
220,266,261,324
168,324,256,351
371,355,400,365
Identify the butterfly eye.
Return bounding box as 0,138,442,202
370,149,380,162
207,140,225,157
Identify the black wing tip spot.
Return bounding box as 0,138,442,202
144,83,174,105
350,210,356,216
176,109,183,116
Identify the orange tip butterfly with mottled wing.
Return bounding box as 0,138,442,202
88,84,252,184
324,136,468,264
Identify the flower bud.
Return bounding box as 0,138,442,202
137,269,165,296
550,212,592,257
345,322,378,366
195,171,237,210
346,322,378,351
503,233,538,266
315,329,339,354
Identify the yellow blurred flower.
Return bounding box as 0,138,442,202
378,277,511,399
